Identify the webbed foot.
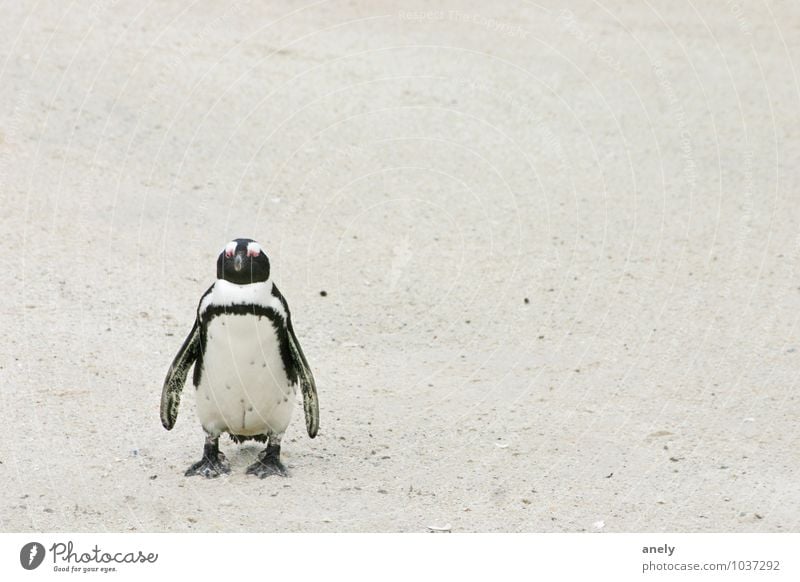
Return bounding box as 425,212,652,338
185,436,230,478
246,444,287,478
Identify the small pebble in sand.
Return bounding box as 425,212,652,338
320,290,328,297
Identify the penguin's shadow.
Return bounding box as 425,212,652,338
227,444,263,466
223,441,302,472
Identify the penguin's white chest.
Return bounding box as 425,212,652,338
195,313,295,437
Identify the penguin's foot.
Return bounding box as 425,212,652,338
246,445,287,478
185,437,230,478
185,451,230,478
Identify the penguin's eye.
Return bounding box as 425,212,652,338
224,241,237,258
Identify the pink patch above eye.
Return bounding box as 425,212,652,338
247,248,259,257
225,249,234,257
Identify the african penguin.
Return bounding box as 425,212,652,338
160,238,319,478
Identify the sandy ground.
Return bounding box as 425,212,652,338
1,0,799,533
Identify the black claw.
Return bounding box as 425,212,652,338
246,445,287,478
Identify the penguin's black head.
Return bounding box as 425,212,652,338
216,238,270,285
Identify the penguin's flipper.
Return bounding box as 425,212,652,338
272,284,320,438
288,326,319,439
160,318,200,430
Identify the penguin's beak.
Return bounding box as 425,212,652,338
233,253,244,272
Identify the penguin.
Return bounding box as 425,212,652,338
160,238,319,478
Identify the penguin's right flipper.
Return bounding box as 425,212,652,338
272,284,319,439
160,318,200,430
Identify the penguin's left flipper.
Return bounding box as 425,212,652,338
160,318,200,430
287,323,319,439
273,284,320,438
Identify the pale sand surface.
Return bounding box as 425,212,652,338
1,1,799,532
